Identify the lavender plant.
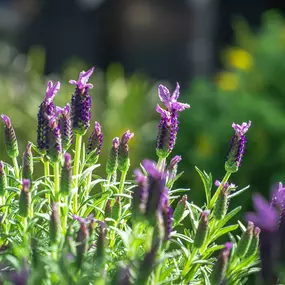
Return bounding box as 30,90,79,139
0,68,261,285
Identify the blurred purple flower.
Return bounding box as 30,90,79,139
69,67,94,90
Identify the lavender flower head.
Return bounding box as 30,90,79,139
142,159,167,226
246,194,279,232
70,67,94,135
69,67,94,90
22,142,33,181
156,83,190,159
118,130,134,172
87,121,103,164
225,120,251,173
37,81,60,153
1,114,19,158
56,104,72,151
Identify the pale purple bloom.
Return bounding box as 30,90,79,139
158,83,190,112
56,104,70,117
246,194,279,232
69,67,94,90
1,114,11,127
142,159,164,179
156,104,171,120
45,81,60,104
121,130,134,145
232,121,251,138
214,180,236,189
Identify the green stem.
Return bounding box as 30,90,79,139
44,161,50,203
209,171,231,209
12,157,19,179
61,195,68,235
157,157,166,172
54,162,60,202
73,134,82,213
119,170,127,194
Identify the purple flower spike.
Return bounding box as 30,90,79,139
142,160,164,180
118,130,134,172
70,69,93,135
246,194,279,232
158,83,190,112
87,121,103,164
1,114,11,126
232,121,251,138
45,81,60,104
225,121,251,172
106,137,119,176
156,83,189,159
69,67,95,90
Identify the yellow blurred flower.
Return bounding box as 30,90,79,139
226,48,253,71
216,72,239,91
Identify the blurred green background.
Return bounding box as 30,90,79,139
1,7,285,214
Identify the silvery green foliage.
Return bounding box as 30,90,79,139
0,74,259,285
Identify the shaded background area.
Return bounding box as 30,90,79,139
0,0,285,212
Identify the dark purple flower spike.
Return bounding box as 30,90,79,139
156,83,190,159
37,81,60,153
56,104,72,152
70,67,94,136
225,121,251,173
118,130,134,172
46,118,62,163
106,137,119,177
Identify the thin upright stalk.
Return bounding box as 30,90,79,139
119,170,127,193
12,157,19,179
157,157,166,172
44,161,50,203
54,162,60,202
61,196,68,235
73,134,82,213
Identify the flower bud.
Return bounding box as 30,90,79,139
22,142,33,181
210,242,232,284
56,104,72,151
111,197,121,221
104,199,112,219
60,153,72,196
194,211,210,249
76,222,89,269
50,203,61,244
213,182,230,220
236,221,254,258
1,115,19,158
245,227,260,259
167,155,182,181
106,137,119,176
173,195,187,226
0,161,7,197
86,121,103,165
19,179,31,217
70,68,94,136
94,222,106,265
118,130,134,172
47,118,62,162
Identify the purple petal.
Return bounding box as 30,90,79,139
215,180,221,187
171,82,180,101
69,67,95,90
134,169,146,184
142,159,161,179
112,137,119,148
45,81,60,103
1,114,11,126
156,104,171,119
171,101,190,112
232,121,251,137
94,121,102,135
158,84,171,108
121,130,134,145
